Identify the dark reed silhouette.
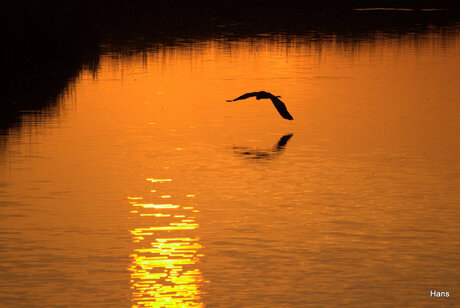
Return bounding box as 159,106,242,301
226,91,294,120
233,133,294,160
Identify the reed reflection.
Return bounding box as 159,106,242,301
233,133,293,160
128,179,204,307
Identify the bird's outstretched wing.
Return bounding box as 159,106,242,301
226,92,259,102
268,95,294,120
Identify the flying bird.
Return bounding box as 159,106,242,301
226,91,294,120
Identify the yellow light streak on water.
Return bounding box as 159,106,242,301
133,204,180,209
128,180,204,307
146,179,173,183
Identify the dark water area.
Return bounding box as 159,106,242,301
1,2,99,135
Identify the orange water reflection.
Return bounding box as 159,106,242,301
128,179,204,307
1,27,459,307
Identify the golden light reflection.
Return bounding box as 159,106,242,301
128,179,204,307
146,179,172,183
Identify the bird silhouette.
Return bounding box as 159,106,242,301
226,91,294,120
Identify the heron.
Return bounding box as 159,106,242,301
226,91,294,120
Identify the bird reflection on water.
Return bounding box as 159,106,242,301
233,133,294,160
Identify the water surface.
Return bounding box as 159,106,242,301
1,28,459,307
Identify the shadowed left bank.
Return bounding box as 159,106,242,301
1,1,100,135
